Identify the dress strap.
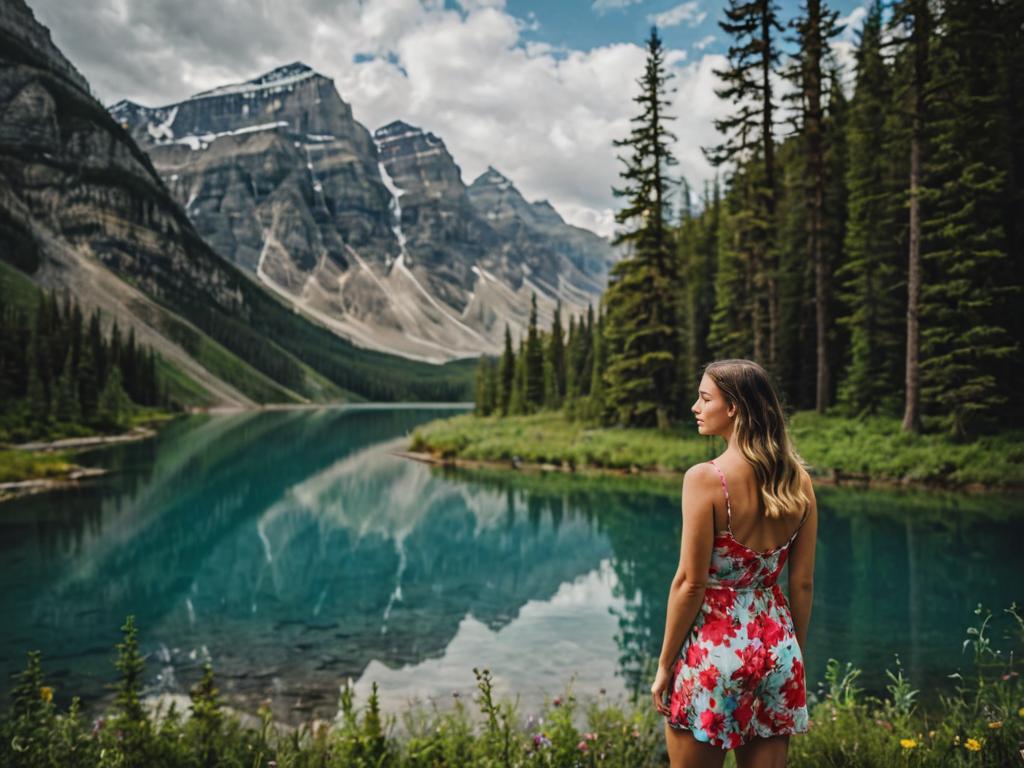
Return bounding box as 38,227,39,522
787,503,811,545
707,459,733,534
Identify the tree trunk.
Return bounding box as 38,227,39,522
902,2,927,434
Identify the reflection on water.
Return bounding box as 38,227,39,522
0,406,1021,725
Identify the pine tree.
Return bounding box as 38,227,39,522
706,0,784,366
585,307,608,424
525,293,544,410
97,366,131,429
708,181,751,357
918,0,1020,437
549,300,566,405
55,346,81,423
510,336,527,415
189,662,224,767
890,0,932,433
835,0,905,417
497,324,514,415
604,25,681,428
786,0,843,411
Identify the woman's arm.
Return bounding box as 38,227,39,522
656,463,716,671
787,469,818,652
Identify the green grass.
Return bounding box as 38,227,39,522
410,410,1024,489
2,606,1021,767
0,449,75,484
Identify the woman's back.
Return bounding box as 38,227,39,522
708,457,809,554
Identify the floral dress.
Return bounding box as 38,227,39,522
665,459,810,749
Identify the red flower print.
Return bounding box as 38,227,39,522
670,688,687,721
699,666,719,691
705,588,735,616
733,693,755,730
700,708,725,739
686,643,707,667
781,660,806,709
700,617,737,645
732,644,772,686
746,615,785,648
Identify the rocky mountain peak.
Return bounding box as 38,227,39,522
189,61,319,101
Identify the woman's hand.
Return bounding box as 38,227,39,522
650,663,673,717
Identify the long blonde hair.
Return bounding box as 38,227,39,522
703,359,810,519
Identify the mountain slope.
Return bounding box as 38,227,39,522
0,0,474,405
112,67,619,362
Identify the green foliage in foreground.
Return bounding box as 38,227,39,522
410,410,1024,488
3,607,1022,767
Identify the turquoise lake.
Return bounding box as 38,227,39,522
1,405,1021,726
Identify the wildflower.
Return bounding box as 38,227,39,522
928,730,936,739
1019,707,1024,718
553,696,562,707
900,738,918,749
91,717,105,737
532,732,552,749
987,721,1002,729
631,728,640,739
39,686,53,703
269,762,278,768
964,737,982,752
584,731,598,741
577,740,589,752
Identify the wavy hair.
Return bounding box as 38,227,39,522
702,359,810,519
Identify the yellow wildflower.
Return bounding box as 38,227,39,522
964,737,982,752
987,720,1002,729
39,686,53,703
899,738,918,749
1018,707,1024,718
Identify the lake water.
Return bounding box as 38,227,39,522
1,406,1021,727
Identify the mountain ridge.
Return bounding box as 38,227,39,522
111,61,619,363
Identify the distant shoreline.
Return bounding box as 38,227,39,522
393,448,1019,494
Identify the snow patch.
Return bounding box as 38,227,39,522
173,121,289,151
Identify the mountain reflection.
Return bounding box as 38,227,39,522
1,407,1021,726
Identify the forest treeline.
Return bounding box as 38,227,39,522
0,288,160,442
475,0,1023,440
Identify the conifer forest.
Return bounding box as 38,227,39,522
475,0,1023,441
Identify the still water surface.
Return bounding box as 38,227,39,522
1,406,1021,725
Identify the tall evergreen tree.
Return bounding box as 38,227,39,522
890,0,932,433
706,0,783,366
918,0,1020,437
835,0,905,416
786,0,843,412
524,293,544,410
497,323,514,415
603,25,681,428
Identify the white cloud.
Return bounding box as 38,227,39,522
648,2,707,29
591,0,643,16
31,0,731,239
694,34,715,50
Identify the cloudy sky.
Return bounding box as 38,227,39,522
31,0,869,238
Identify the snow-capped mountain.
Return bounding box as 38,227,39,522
112,63,618,362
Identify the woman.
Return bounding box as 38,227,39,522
651,359,817,768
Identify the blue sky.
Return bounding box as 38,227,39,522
508,0,867,57
33,0,871,238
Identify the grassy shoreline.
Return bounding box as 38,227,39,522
0,409,177,500
409,411,1024,493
